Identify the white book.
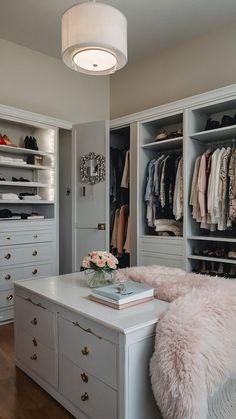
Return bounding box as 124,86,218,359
91,280,154,305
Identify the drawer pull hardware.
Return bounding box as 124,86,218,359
32,338,37,347
32,250,38,256
31,317,38,326
32,269,38,275
72,321,102,340
81,392,89,402
33,234,38,238
81,346,89,356
4,253,11,260
24,297,46,310
6,237,11,240
6,294,13,302
5,274,11,280
30,354,37,361
81,373,88,383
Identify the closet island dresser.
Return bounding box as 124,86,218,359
14,272,168,419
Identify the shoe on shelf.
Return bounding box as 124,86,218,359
0,175,6,181
155,130,168,141
0,134,7,145
24,136,39,150
19,177,30,182
24,136,31,149
167,128,183,139
32,136,38,150
2,134,17,147
205,117,220,130
220,115,234,127
228,250,236,259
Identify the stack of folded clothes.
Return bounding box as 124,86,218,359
0,156,26,165
154,219,183,236
18,192,42,200
0,193,19,200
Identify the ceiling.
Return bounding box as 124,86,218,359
0,0,236,64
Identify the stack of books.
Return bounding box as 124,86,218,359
89,281,154,310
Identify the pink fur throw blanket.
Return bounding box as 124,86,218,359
116,265,236,419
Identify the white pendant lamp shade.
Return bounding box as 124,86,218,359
62,2,127,75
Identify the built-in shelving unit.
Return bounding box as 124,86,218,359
0,112,58,324
186,96,236,276
138,111,184,269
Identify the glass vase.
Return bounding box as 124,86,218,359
85,269,114,288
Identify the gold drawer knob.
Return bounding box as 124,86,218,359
81,373,88,383
32,269,38,275
5,274,11,280
81,392,89,402
32,337,37,347
33,234,38,239
32,250,38,256
30,354,37,361
31,317,38,326
81,346,89,356
6,294,13,302
4,253,11,260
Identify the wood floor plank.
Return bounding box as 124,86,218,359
0,324,74,419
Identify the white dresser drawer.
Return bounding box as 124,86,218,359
58,316,117,389
0,243,53,266
15,327,57,388
0,262,53,288
0,288,14,308
140,252,184,269
14,295,56,349
140,236,184,256
0,229,53,246
59,355,117,419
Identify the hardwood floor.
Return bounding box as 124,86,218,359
0,324,74,419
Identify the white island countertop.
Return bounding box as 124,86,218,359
14,272,169,334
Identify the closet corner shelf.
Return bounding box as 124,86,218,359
141,137,183,151
0,162,53,170
188,235,236,243
0,144,53,156
190,125,236,142
188,255,236,264
0,181,50,187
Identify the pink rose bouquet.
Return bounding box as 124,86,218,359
82,251,118,273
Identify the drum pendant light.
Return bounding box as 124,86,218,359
61,1,127,75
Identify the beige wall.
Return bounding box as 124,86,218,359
0,38,109,123
110,22,236,119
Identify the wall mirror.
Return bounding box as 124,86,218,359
80,152,106,185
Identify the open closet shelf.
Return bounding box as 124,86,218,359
0,181,50,187
188,235,236,243
140,234,183,240
0,199,54,204
142,137,183,151
0,162,53,170
190,125,236,141
0,144,53,156
188,255,236,264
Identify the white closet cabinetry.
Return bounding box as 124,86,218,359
186,97,236,276
14,274,167,419
0,113,58,324
138,112,184,269
111,83,236,273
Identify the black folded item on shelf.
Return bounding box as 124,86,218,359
19,192,36,199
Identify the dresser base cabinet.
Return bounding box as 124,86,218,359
14,278,167,419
